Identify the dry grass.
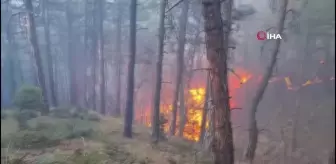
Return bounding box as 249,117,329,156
99,117,212,164
2,113,331,163
1,116,213,164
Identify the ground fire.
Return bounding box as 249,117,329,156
134,67,334,142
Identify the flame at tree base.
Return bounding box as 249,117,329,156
135,68,252,142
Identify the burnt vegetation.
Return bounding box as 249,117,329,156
1,0,335,164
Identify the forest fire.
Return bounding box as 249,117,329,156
135,68,253,141
134,67,334,142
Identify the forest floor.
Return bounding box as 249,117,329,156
1,113,214,164
1,102,334,164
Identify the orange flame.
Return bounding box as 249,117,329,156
135,68,253,142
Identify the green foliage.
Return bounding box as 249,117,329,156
49,107,75,118
4,151,109,164
15,110,39,130
68,151,109,164
86,111,101,122
1,117,97,149
1,117,19,138
2,130,61,149
14,85,44,110
50,107,101,122
33,151,109,164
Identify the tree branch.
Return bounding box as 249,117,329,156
165,0,184,13
191,68,212,72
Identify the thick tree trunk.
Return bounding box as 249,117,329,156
244,0,288,162
66,1,77,106
152,0,167,143
43,0,57,107
202,0,234,162
199,73,210,144
115,1,123,116
123,0,137,138
24,0,49,113
202,0,234,163
170,0,189,136
97,0,106,115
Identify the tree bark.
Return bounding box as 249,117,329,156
170,0,189,136
199,72,210,144
84,0,90,108
178,78,186,137
115,1,123,116
123,0,137,138
202,0,234,163
91,1,98,110
43,0,57,107
152,0,167,143
97,0,106,115
66,1,77,106
244,0,288,162
5,15,16,103
24,0,49,113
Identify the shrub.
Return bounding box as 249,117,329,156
86,111,101,122
2,130,60,149
49,107,73,118
50,107,91,120
1,117,97,149
14,85,44,110
50,107,100,122
33,151,109,164
15,110,39,130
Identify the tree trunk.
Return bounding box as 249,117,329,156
115,1,123,116
91,1,98,110
5,16,16,104
152,0,167,143
204,83,214,150
66,1,77,106
244,0,288,163
123,0,137,138
43,0,57,107
97,0,106,115
178,77,186,137
329,148,335,164
84,0,90,108
202,0,234,163
170,0,189,136
199,73,210,144
24,0,49,113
